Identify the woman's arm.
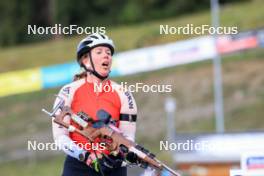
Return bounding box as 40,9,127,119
52,87,87,160
118,91,137,142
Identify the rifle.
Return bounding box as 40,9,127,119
42,95,181,176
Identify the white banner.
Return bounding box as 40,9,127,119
113,36,217,75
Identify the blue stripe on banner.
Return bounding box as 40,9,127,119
41,62,80,89
109,68,120,77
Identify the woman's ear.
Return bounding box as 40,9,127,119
81,53,89,64
82,57,89,65
81,55,92,69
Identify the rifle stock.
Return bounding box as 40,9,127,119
43,103,181,176
89,125,180,176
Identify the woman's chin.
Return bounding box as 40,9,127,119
98,70,110,77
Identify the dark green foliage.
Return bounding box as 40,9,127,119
0,0,250,47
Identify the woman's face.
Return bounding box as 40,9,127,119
82,46,112,77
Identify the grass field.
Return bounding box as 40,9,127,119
0,0,264,175
0,156,64,176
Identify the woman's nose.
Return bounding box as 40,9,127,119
103,52,110,59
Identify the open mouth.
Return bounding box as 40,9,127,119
101,62,110,69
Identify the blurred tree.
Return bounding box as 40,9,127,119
0,0,54,46
118,0,142,23
31,0,53,26
0,0,31,45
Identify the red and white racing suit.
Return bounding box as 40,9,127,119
52,78,137,159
